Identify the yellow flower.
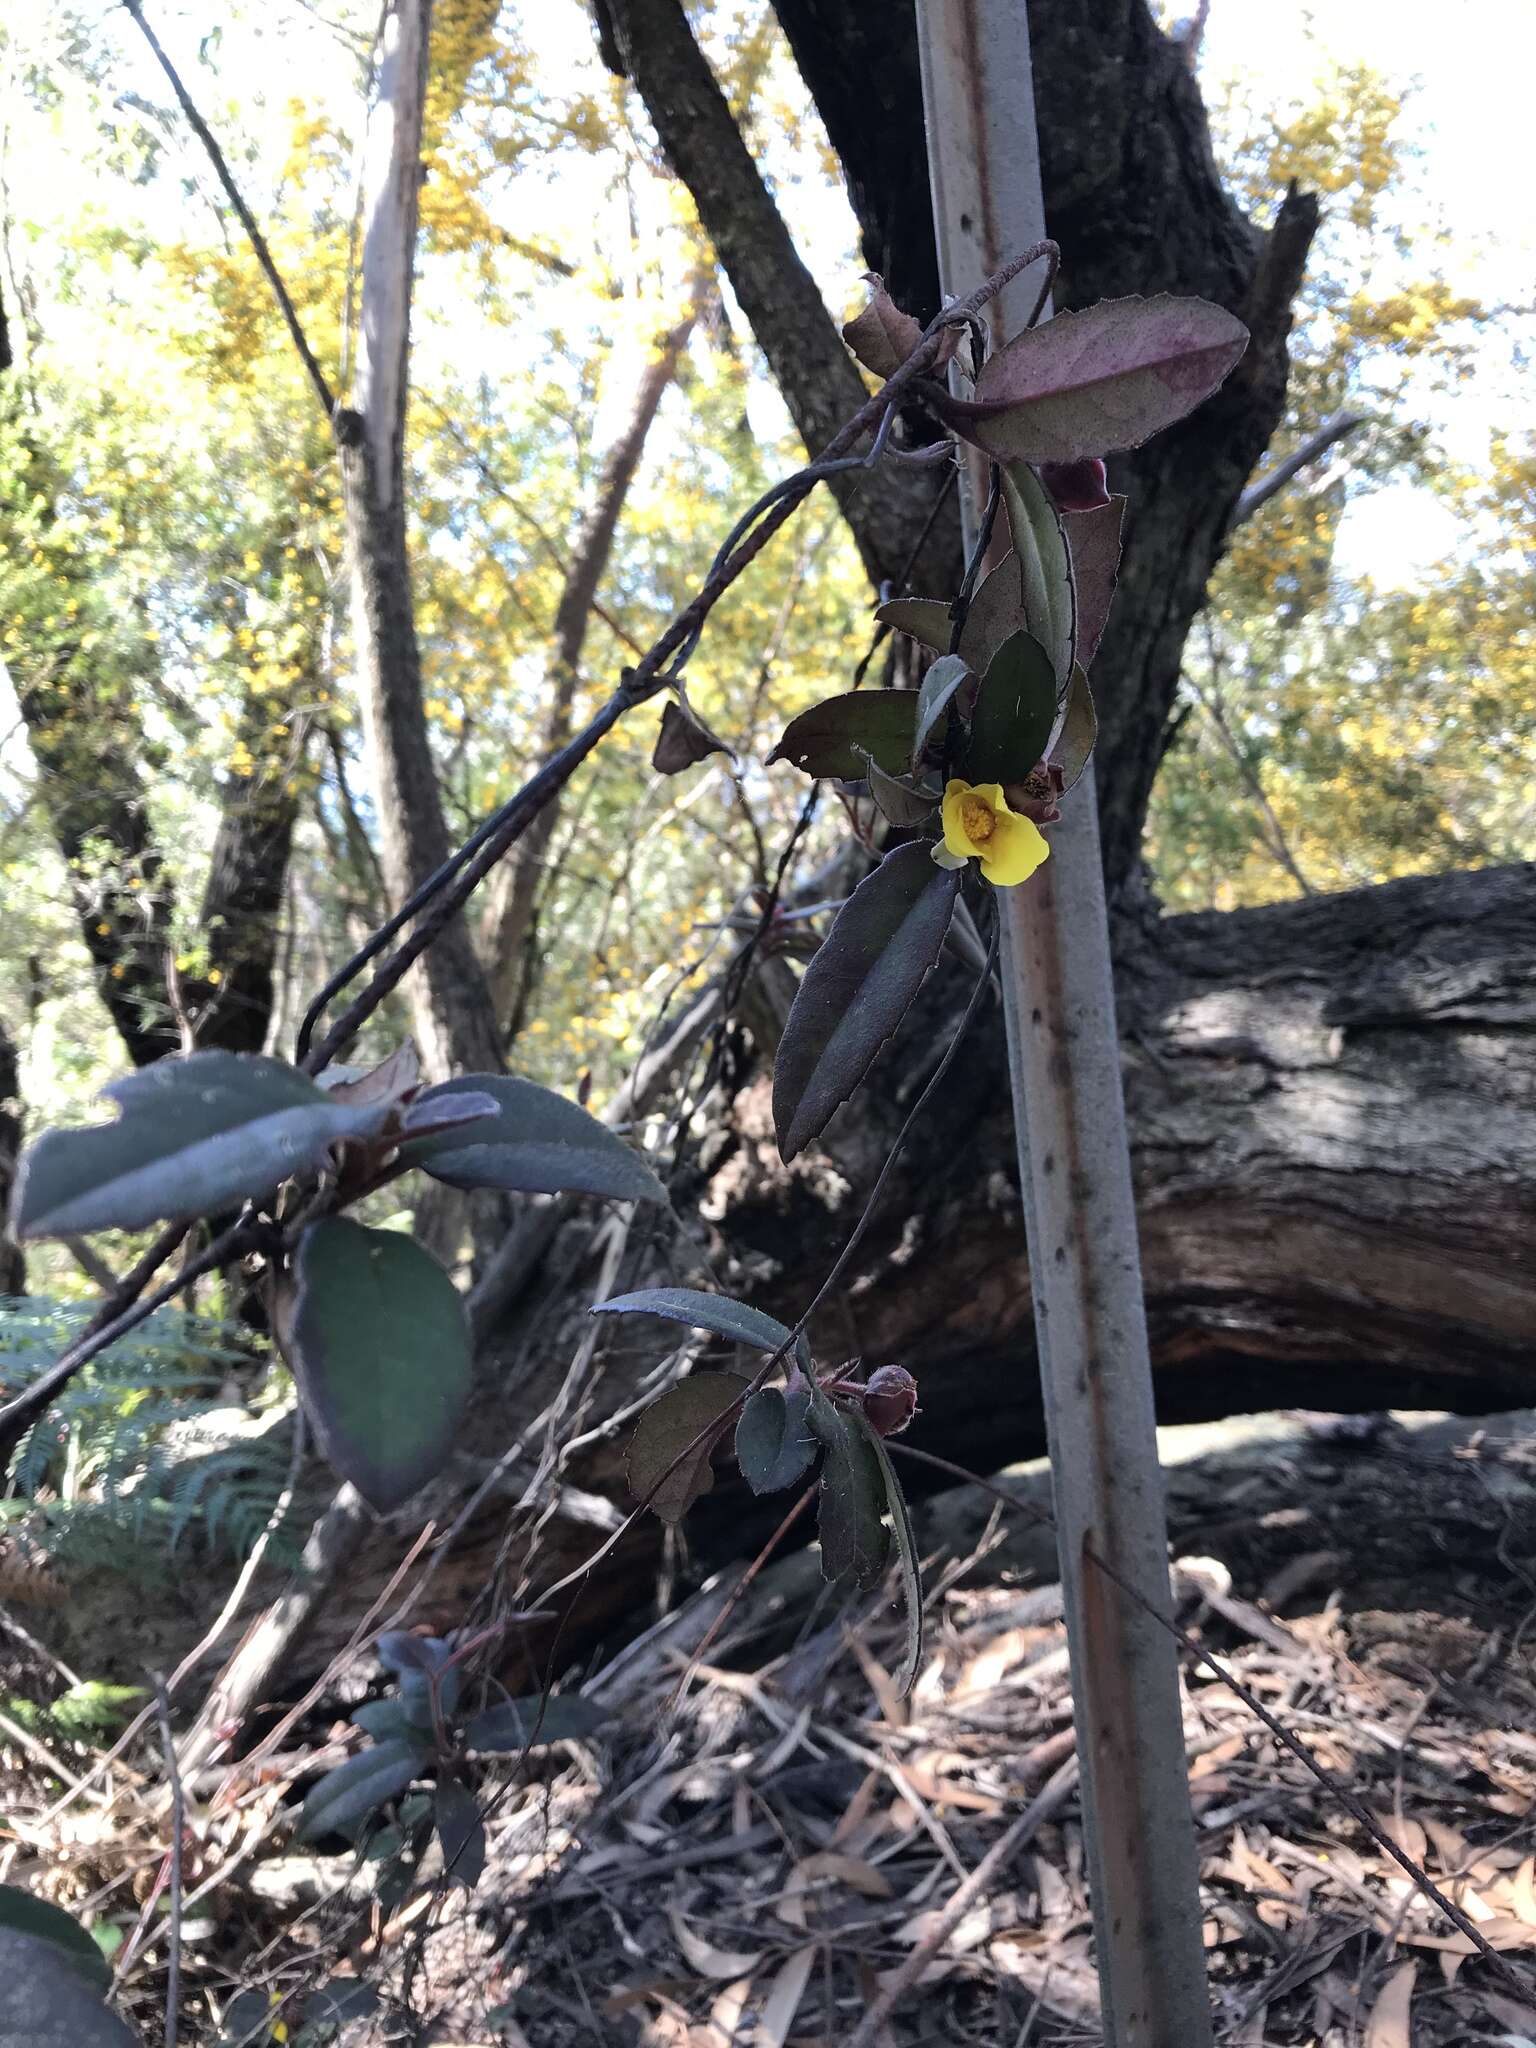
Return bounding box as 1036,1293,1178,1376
939,779,1049,887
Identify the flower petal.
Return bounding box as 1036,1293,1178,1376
978,812,1050,887
931,841,969,870
941,780,986,859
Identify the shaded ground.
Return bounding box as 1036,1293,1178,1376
5,1409,1536,2044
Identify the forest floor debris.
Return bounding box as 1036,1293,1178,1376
4,1408,1535,2044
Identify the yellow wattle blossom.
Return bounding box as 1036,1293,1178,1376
938,779,1049,887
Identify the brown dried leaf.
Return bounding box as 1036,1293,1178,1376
1363,1959,1416,2048
653,697,735,775
668,1907,764,1982
843,276,924,378
753,1946,814,2048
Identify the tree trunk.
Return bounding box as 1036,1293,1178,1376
0,1023,24,1296
481,303,698,1031
340,0,503,1085
593,0,955,595
772,0,1317,896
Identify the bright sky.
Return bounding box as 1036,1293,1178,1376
8,0,1533,593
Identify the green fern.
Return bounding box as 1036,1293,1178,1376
1,1297,301,1583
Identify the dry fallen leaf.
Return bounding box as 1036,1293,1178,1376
668,1907,764,1982
753,1946,814,2048
1363,1958,1416,2048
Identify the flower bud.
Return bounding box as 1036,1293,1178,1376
1039,458,1110,513
862,1364,918,1436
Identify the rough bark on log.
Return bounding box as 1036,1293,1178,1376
699,862,1536,1471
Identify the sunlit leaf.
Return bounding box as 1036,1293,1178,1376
842,276,924,377
12,1051,389,1239
625,1372,742,1523
936,294,1249,463
773,843,960,1162
404,1075,665,1203
277,1219,471,1513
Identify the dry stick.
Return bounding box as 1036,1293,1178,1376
844,1755,1081,2048
151,1676,184,2048
890,1442,1516,1976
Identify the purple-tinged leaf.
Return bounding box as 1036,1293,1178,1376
403,1075,664,1204
773,843,961,1162
768,691,921,781
626,1373,742,1524
1062,496,1125,672
735,1384,816,1495
277,1218,470,1514
961,631,1058,786
842,275,924,378
1051,665,1098,793
937,294,1249,464
1001,464,1076,684
878,558,1031,680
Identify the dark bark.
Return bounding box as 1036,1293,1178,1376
773,0,1316,894
593,0,955,594
194,715,306,1056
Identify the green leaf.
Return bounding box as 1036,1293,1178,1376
938,294,1250,463
404,1076,665,1203
852,747,938,828
961,631,1059,785
464,1692,609,1751
773,843,961,1163
809,1399,889,1591
735,1384,815,1495
279,1219,471,1513
767,691,920,781
856,1414,924,1696
874,596,950,655
1062,495,1125,671
0,1930,138,2047
12,1051,389,1240
297,1739,425,1842
0,1884,111,1992
434,1777,486,1891
625,1372,741,1524
352,1699,416,1740
591,1286,795,1355
1052,665,1098,792
912,654,972,769
1002,463,1077,684
47,1682,145,1739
